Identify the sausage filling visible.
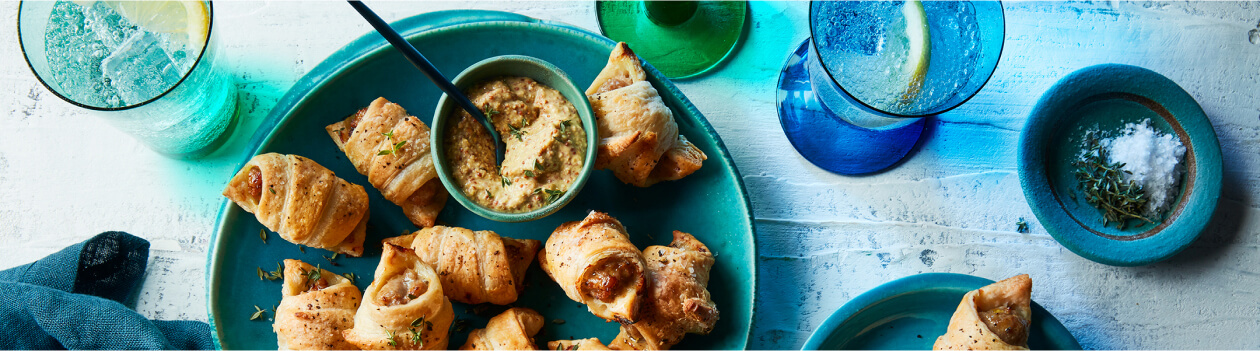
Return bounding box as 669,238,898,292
247,167,263,199
978,305,1028,346
306,277,329,292
340,109,366,143
407,181,439,205
583,260,638,303
378,270,429,306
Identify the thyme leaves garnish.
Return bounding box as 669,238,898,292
544,189,564,204
1074,132,1156,229
507,123,526,141
301,265,323,289
259,229,268,244
250,305,266,321
385,330,397,346
1016,218,1029,233
524,170,535,178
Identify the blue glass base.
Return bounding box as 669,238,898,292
776,39,925,175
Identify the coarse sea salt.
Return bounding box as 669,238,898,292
1098,119,1186,218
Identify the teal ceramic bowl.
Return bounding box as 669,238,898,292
431,55,598,222
206,10,755,350
1019,64,1222,266
802,273,1081,350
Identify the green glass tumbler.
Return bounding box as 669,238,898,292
595,1,747,79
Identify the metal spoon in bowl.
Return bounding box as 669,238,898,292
347,1,505,166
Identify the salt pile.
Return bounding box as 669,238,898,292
1100,119,1186,217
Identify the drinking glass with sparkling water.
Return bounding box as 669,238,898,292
776,1,1004,174
19,1,238,158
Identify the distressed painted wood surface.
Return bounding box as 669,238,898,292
0,1,1257,349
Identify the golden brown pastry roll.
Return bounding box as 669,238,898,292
459,307,545,350
609,231,719,350
384,226,540,305
326,97,448,228
547,338,611,350
223,153,368,256
274,259,362,350
586,43,706,187
933,274,1032,350
539,211,646,323
343,244,455,350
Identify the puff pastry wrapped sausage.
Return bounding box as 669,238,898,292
274,259,362,350
223,153,368,256
586,43,706,187
384,226,540,305
547,338,611,350
933,274,1032,350
539,211,646,323
326,97,448,228
459,307,545,350
610,231,719,350
343,244,455,350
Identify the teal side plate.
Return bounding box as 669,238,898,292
801,273,1081,350
1018,64,1222,266
205,10,755,350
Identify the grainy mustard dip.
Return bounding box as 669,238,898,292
444,77,587,213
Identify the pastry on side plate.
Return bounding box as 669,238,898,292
383,226,540,305
933,274,1032,350
610,231,719,350
274,259,362,350
222,153,368,256
326,97,448,228
459,307,544,350
343,244,455,350
586,42,706,187
547,338,611,350
538,211,646,323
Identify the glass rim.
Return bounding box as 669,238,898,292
17,1,215,112
807,0,1005,118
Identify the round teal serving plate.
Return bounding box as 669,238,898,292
801,273,1081,350
205,10,755,349
1018,64,1222,266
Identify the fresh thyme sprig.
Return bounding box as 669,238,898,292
544,189,564,204
250,305,266,321
1074,132,1156,230
507,123,526,141
385,330,397,346
302,265,323,289
378,130,406,155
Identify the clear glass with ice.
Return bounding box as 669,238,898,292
19,1,237,158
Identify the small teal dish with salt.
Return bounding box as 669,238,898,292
801,273,1081,350
431,55,598,223
1018,64,1222,266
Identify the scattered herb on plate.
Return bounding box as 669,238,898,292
249,305,266,321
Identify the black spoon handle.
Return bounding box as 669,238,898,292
347,1,504,162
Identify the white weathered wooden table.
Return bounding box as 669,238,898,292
1,1,1258,349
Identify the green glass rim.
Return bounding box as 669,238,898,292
16,1,215,112
593,0,749,80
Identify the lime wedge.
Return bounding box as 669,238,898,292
103,1,209,49
898,0,930,105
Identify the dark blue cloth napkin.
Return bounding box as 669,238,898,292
0,231,212,350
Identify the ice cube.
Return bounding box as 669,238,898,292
100,31,182,105
85,1,137,50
